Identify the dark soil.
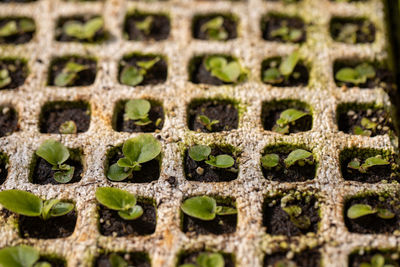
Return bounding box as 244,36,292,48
31,154,83,185
349,251,400,267
107,148,160,183
263,249,321,267
124,14,170,41
262,57,309,86
95,253,150,267
340,150,398,183
0,59,28,89
184,146,239,182
0,154,8,185
337,108,393,137
98,202,156,237
345,195,400,234
182,207,237,235
0,106,18,137
193,15,237,40
263,195,319,236
0,18,35,44
39,102,90,133
262,16,306,43
119,55,167,85
261,148,316,182
178,251,234,267
188,100,238,132
48,57,97,87
330,18,375,43
19,210,77,239
56,15,107,43
114,101,164,133
38,257,65,267
262,102,312,133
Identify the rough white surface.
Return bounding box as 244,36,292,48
0,0,397,266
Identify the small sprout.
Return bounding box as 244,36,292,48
35,139,75,183
347,156,389,173
0,68,11,89
284,149,313,168
204,56,247,83
0,245,52,267
109,253,129,267
124,99,152,126
197,115,219,131
59,120,78,134
262,51,301,84
134,16,153,35
63,17,104,41
261,153,279,169
0,189,74,220
353,117,378,136
181,196,237,221
54,61,88,87
0,18,35,37
107,134,161,181
272,108,309,134
282,205,311,230
95,187,143,220
347,204,395,220
360,254,391,267
335,63,376,85
120,57,160,86
270,24,303,42
179,252,225,267
200,16,228,41
188,145,235,169
0,21,18,37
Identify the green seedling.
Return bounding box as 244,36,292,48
107,134,161,181
0,68,11,89
188,145,235,169
0,189,74,220
63,17,104,41
204,56,247,83
347,155,390,173
0,245,53,267
360,254,394,267
35,139,75,183
181,196,237,221
353,117,378,136
54,61,89,87
134,16,153,35
124,99,152,126
200,16,228,41
284,149,313,168
261,153,280,169
334,21,373,44
59,120,78,134
347,204,395,220
272,108,309,134
95,187,143,220
0,18,35,37
270,22,303,42
282,205,311,230
263,51,301,84
335,63,376,85
197,115,219,131
179,252,225,267
120,57,160,86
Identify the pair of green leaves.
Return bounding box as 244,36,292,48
347,204,395,220
124,99,152,126
200,16,228,41
197,115,219,131
360,254,394,267
0,19,35,37
261,149,313,169
272,108,309,134
282,205,311,230
335,63,376,85
96,187,143,220
63,17,104,41
135,16,154,35
0,246,51,267
263,51,300,84
120,57,159,86
107,134,161,181
353,117,378,136
0,189,74,220
181,196,237,221
0,68,11,89
347,156,390,173
204,56,247,83
188,145,235,169
270,25,302,42
179,252,224,267
54,61,88,87
36,139,75,183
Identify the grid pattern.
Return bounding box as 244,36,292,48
0,0,396,266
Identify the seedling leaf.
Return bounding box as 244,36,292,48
197,252,224,267
109,253,128,267
215,206,237,215
0,69,11,89
277,109,308,126
284,149,312,168
347,204,376,219
120,66,143,86
181,196,217,221
0,21,18,37
118,205,143,220
204,56,246,83
54,166,75,183
261,153,279,168
122,134,161,164
377,208,395,219
95,187,137,211
134,16,153,35
136,57,159,70
124,99,151,121
59,120,77,134
0,246,40,267
0,189,43,217
263,67,282,84
49,201,74,218
107,163,132,181
36,139,70,166
279,51,300,76
205,154,235,168
189,145,211,161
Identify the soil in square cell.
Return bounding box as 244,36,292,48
193,14,238,41
124,12,170,41
261,15,306,43
0,59,28,90
0,106,18,137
